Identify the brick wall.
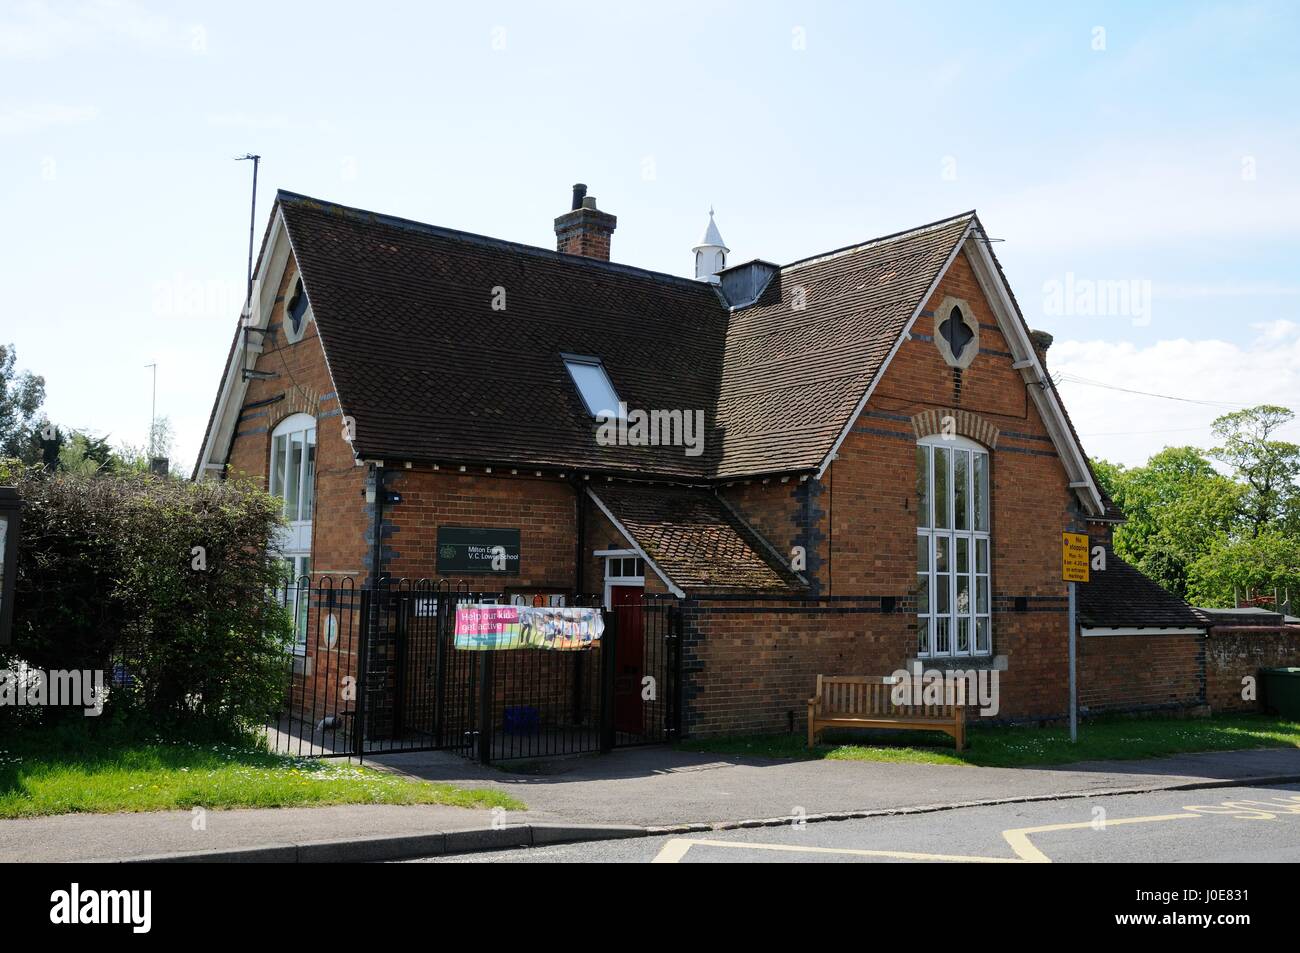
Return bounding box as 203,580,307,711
225,252,369,580
1078,633,1206,716
1206,625,1300,713
680,597,1074,736
380,468,579,589
703,249,1085,729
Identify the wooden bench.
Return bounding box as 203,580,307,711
807,675,966,751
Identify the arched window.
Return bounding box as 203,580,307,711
916,434,991,658
270,413,316,652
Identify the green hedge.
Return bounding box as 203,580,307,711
3,464,293,736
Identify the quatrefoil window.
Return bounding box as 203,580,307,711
932,296,978,369
940,306,973,360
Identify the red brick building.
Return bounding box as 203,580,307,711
195,185,1286,739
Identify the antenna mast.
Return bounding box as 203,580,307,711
235,153,261,319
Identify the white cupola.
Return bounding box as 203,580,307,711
692,207,729,282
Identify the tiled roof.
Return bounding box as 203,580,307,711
589,484,805,593
280,193,725,479
1078,547,1206,629
713,215,973,478
277,191,973,481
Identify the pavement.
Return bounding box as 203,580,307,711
373,744,1300,827
415,782,1300,864
4,745,1300,862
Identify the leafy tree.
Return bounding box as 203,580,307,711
56,431,115,476
1187,529,1300,608
1209,405,1300,535
0,344,46,461
1093,446,1243,599
115,416,175,475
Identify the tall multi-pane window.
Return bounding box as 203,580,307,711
270,413,316,655
916,435,991,658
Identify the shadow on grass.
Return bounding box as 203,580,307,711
678,714,1300,769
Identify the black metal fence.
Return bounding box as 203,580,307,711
266,579,681,763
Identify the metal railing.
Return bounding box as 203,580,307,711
266,579,681,763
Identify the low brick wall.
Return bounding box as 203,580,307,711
681,596,906,737
1078,632,1205,716
1206,625,1300,713
680,595,1075,737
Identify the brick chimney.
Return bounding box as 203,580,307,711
554,183,617,261
1029,329,1053,366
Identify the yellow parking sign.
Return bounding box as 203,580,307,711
1062,532,1090,582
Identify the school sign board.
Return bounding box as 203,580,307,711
436,526,520,575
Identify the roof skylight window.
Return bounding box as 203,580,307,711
563,356,623,418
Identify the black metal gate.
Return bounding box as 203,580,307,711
268,580,680,763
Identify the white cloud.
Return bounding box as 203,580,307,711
0,0,194,58
0,102,98,135
1054,322,1300,467
988,130,1300,252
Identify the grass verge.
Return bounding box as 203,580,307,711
0,725,523,818
678,714,1300,769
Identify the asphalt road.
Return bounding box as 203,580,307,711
410,782,1300,863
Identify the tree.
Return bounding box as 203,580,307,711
1093,446,1243,599
57,431,115,476
1187,529,1300,608
1209,405,1300,535
0,343,46,461
115,416,175,475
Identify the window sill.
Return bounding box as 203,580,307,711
907,654,1006,672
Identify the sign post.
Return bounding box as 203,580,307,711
1062,532,1090,744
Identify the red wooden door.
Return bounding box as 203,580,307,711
611,585,645,735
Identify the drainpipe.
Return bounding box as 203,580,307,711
573,475,587,596
369,463,386,586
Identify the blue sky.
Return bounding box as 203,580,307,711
3,0,1298,470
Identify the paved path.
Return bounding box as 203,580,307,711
3,746,1298,861
0,803,552,863
415,782,1300,864
372,745,1300,828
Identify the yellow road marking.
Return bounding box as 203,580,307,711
655,795,1285,864
651,837,1021,864
1002,813,1200,863
650,839,695,864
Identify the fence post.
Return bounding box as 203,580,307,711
600,605,618,753
354,588,371,761
434,593,448,749
392,592,407,738
477,650,494,764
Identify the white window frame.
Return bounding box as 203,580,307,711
271,413,316,655
563,355,624,419
600,549,645,609
278,554,312,656
916,435,991,659
270,413,317,545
